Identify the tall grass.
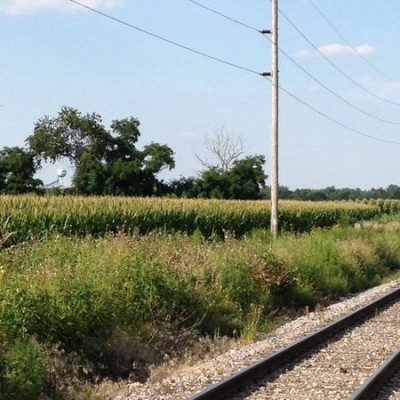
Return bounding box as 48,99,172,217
1,195,400,398
1,218,400,397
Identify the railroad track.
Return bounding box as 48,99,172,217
350,348,400,400
188,286,400,400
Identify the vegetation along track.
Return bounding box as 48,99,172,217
189,286,400,400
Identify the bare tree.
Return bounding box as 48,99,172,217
195,127,245,172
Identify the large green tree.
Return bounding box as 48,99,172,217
195,155,267,200
228,155,266,199
0,147,42,194
27,107,111,164
26,107,175,195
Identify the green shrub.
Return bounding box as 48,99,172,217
0,339,46,400
0,218,400,395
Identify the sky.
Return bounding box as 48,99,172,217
1,0,400,190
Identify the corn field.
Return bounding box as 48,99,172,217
1,195,399,246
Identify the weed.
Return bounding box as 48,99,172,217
0,339,46,400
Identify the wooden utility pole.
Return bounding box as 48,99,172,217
270,0,279,238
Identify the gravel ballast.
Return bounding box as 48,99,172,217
114,279,400,400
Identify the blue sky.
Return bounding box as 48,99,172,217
1,0,400,189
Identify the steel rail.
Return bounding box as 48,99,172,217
188,286,400,400
348,348,400,400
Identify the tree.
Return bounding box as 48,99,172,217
142,142,175,174
27,107,175,195
189,126,267,200
195,155,267,200
73,151,107,195
167,176,198,198
0,147,42,194
27,107,111,165
197,167,231,199
386,184,400,199
195,127,245,172
228,155,266,199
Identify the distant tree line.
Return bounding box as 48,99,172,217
262,185,400,201
1,106,399,201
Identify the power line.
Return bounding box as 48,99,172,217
276,45,400,126
185,0,400,125
186,1,400,142
268,79,400,145
69,0,399,145
308,0,400,85
277,4,400,107
67,0,262,77
186,0,262,33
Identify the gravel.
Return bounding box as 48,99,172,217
113,279,400,400
232,299,400,399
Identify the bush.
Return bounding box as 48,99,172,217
0,220,400,395
0,339,46,400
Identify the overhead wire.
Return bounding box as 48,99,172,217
185,0,400,143
67,0,261,77
185,0,400,125
308,0,400,85
276,45,400,126
186,0,262,34
68,0,400,144
273,79,400,145
276,4,400,106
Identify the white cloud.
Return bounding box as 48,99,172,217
360,77,400,98
318,43,375,57
294,43,375,58
0,0,123,15
293,49,312,58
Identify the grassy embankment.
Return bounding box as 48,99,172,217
0,196,400,399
